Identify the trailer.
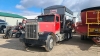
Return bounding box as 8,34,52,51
19,5,73,52
73,6,100,45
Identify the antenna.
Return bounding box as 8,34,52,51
41,8,43,15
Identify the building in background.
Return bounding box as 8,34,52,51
24,15,38,19
0,12,26,26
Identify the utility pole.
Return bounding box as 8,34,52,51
41,8,43,15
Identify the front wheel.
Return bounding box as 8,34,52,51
15,33,21,38
45,35,54,52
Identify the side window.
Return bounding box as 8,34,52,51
56,16,59,22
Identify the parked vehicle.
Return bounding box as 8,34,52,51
3,23,24,39
73,6,100,44
20,5,73,51
0,19,7,33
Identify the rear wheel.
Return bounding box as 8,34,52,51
65,33,70,41
84,35,88,40
15,33,21,38
69,33,72,39
24,43,32,47
81,35,84,40
3,35,8,39
81,35,88,40
45,35,54,52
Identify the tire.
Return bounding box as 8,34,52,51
81,35,88,40
84,35,88,40
81,35,84,40
45,35,54,52
15,33,20,38
69,33,72,39
24,43,32,47
3,35,8,39
65,33,70,41
67,33,71,40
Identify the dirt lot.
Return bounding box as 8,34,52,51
0,34,100,56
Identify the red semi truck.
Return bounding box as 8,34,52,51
20,5,73,51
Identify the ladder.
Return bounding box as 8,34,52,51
86,11,100,36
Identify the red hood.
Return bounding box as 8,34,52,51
38,22,55,32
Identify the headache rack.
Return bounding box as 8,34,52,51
86,11,100,36
25,22,38,39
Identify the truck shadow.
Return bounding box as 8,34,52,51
59,33,97,51
0,37,46,52
25,46,46,52
0,34,98,52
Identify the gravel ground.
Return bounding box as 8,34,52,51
0,34,100,56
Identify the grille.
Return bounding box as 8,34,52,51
25,23,38,39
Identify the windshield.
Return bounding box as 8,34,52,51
38,15,54,22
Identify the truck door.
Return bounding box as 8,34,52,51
55,15,60,31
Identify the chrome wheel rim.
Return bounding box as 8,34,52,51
49,38,53,48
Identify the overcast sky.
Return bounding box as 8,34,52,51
16,0,100,11
1,0,100,16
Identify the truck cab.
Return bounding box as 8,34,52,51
38,14,60,33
